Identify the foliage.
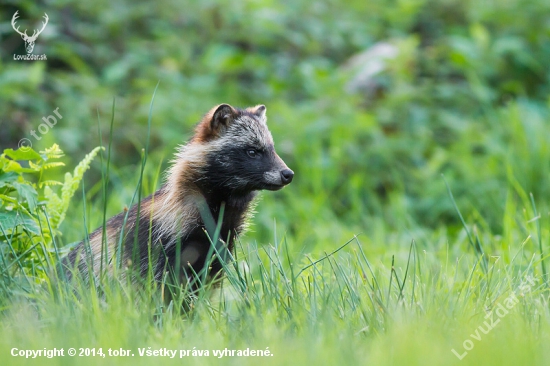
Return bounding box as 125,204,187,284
0,144,102,283
1,0,550,364
2,0,550,247
0,196,548,365
43,146,104,230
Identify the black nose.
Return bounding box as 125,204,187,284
280,169,294,184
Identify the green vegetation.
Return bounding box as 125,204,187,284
0,144,101,286
1,0,550,364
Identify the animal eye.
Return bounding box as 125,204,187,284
246,149,258,158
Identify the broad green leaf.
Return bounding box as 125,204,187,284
0,171,18,184
1,159,37,174
1,159,23,173
0,211,41,235
12,182,38,213
3,148,43,161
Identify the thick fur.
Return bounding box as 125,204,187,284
65,104,293,288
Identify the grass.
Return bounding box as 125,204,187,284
2,90,550,365
2,94,550,365
3,1,550,363
1,176,549,365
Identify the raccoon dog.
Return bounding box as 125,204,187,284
65,103,294,290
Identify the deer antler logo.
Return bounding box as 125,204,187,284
11,11,49,54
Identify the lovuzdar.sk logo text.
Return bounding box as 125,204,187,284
11,10,48,61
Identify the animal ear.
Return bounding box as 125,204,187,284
252,105,267,120
210,104,237,134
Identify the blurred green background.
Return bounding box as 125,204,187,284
1,0,550,253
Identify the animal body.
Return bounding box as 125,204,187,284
65,104,293,290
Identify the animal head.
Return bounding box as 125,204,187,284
11,11,48,54
191,103,294,193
